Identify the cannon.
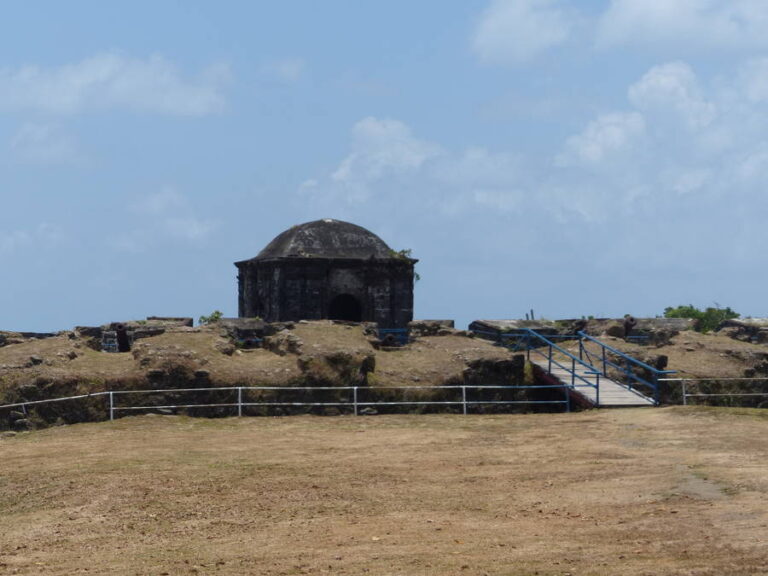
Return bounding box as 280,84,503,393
114,323,131,353
623,315,637,339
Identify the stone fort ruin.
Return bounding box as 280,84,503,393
235,219,416,327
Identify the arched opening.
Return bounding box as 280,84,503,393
328,294,362,322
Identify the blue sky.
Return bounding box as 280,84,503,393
2,0,767,331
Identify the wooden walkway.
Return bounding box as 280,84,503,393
530,359,655,407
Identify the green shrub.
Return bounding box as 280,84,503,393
389,248,420,282
199,310,223,326
663,304,739,333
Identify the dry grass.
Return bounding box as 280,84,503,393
3,322,768,403
0,323,514,397
658,331,768,378
0,335,138,388
557,330,768,379
1,407,767,575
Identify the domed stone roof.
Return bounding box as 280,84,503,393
254,219,393,260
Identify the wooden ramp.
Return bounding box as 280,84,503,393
530,359,655,408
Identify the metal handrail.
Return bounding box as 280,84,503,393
377,328,410,345
0,391,109,409
472,329,527,350
577,331,676,404
0,383,572,421
502,333,578,340
475,328,670,406
520,329,601,401
577,331,665,372
661,377,768,406
472,329,579,352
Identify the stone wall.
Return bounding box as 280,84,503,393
470,317,695,344
237,258,414,327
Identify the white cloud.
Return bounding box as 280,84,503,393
10,123,80,164
628,62,715,129
331,117,442,184
434,147,520,187
0,224,62,255
739,58,768,103
292,72,768,318
135,188,187,215
303,55,768,231
0,53,230,116
547,58,768,236
736,147,768,182
163,217,214,242
116,188,215,251
472,0,768,63
299,178,319,190
559,112,645,165
597,0,768,52
0,230,31,254
666,168,713,195
302,119,531,215
263,58,305,82
472,188,525,212
432,147,527,213
472,0,575,65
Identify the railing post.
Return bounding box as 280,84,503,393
109,392,114,421
462,386,467,415
579,335,583,362
602,347,607,376
571,357,576,387
353,386,358,416
596,377,600,408
237,387,243,417
682,380,687,406
548,345,552,372
565,386,570,413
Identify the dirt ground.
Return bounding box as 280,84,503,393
1,407,767,575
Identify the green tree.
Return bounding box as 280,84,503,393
199,310,223,325
663,304,739,333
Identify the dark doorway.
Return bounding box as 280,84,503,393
328,294,362,322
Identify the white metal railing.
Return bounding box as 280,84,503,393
0,384,572,422
660,377,768,406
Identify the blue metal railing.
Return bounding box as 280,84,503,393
378,328,410,346
626,334,650,344
473,329,578,352
517,329,602,404
236,337,263,349
576,331,675,405
471,329,509,341
471,329,598,404
471,327,676,406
